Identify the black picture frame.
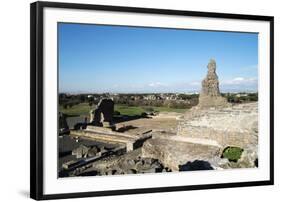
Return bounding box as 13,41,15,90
30,1,274,200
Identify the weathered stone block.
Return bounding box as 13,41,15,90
142,138,222,171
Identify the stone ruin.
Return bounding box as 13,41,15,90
198,59,229,108
89,98,114,128
72,144,101,158
141,101,259,171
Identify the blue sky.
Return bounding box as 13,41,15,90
59,23,258,93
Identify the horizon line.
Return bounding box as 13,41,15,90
59,90,258,94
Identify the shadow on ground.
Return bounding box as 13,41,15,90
179,160,214,171
113,114,151,124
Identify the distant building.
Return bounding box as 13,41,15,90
236,93,248,97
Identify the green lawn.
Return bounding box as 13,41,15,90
115,105,146,116
59,102,92,116
60,103,188,117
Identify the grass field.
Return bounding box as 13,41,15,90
59,103,187,117
59,103,91,116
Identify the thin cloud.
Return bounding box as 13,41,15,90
148,82,168,87
222,77,257,85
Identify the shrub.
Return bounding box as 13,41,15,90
222,146,243,162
